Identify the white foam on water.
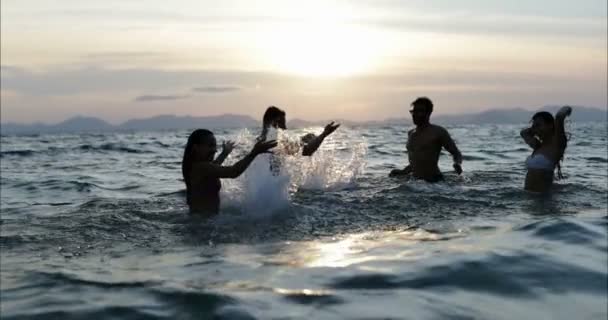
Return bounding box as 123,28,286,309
219,128,367,218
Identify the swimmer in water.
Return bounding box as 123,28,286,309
390,97,463,182
182,129,277,214
258,106,340,156
520,106,572,193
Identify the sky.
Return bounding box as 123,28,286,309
1,0,607,124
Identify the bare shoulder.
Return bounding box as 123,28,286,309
430,124,449,136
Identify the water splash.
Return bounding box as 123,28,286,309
288,141,367,191
220,128,367,217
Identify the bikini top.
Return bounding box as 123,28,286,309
526,153,554,171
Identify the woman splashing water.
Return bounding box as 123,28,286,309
182,129,276,214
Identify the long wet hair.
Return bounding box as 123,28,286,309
532,111,569,179
182,129,214,204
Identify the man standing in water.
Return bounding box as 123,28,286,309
390,97,463,182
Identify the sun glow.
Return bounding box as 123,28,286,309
253,1,387,78
262,22,382,77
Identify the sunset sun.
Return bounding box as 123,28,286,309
260,21,382,77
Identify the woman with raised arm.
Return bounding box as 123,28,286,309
182,129,277,214
520,106,572,193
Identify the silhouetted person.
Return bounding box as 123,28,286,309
390,97,463,182
258,106,340,156
520,106,572,193
182,129,276,214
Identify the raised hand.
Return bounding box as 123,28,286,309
221,140,235,155
557,106,572,118
252,140,278,155
322,121,341,137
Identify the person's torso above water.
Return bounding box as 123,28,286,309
526,141,563,171
407,124,446,177
188,164,222,213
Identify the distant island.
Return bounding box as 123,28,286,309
1,106,605,135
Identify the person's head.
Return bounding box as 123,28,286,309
183,129,215,178
186,129,217,161
301,133,316,145
182,129,216,202
531,111,555,139
263,106,287,129
410,97,433,126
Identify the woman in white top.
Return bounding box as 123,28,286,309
520,106,572,193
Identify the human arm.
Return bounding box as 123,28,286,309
520,127,541,150
213,141,235,165
302,121,340,156
196,140,277,179
440,128,463,174
554,106,572,150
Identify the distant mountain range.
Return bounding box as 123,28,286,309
1,106,605,135
0,114,258,135
289,106,606,127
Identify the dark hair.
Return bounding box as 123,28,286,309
263,106,286,128
411,97,434,114
532,111,555,127
532,111,568,179
182,129,214,204
259,106,286,141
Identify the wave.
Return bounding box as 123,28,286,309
77,143,148,154
136,141,172,148
327,251,607,296
586,157,608,163
0,149,35,157
516,217,607,246
25,271,160,289
1,271,239,320
462,155,487,161
22,179,141,193
0,142,158,158
476,149,516,159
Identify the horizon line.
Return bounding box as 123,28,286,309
1,105,606,126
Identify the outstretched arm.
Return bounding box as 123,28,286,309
302,121,340,156
213,141,235,165
196,140,277,179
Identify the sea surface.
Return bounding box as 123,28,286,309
1,123,607,320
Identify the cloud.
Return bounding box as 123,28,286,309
192,86,243,93
363,14,607,38
359,0,607,19
0,65,25,76
82,51,170,62
134,94,190,102
2,65,604,98
0,66,281,96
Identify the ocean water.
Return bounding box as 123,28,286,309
1,123,607,320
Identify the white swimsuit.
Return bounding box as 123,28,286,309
526,153,554,171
